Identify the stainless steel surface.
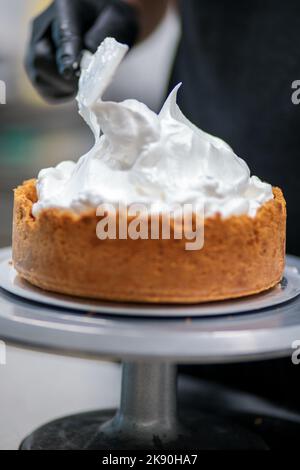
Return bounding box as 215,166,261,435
1,247,300,363
99,362,180,447
2,256,299,317
117,362,177,434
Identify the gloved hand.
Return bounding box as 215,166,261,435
25,0,139,102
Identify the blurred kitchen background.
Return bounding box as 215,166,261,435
0,0,180,247
0,0,180,449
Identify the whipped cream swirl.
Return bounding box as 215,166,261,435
32,38,273,218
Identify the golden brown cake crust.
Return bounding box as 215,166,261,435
12,179,286,304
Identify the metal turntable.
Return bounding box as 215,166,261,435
1,246,300,450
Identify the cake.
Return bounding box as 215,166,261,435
12,39,286,304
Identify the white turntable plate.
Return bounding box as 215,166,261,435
0,257,299,317
2,248,300,362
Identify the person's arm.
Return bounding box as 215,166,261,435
127,0,170,40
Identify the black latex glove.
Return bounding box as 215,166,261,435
25,0,139,102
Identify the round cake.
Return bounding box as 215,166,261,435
12,39,286,304
12,180,286,304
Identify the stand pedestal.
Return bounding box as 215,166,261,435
20,362,266,450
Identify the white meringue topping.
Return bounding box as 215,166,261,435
32,38,273,218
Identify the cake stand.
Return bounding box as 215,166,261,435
1,246,300,450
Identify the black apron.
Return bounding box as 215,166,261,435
170,0,300,255
173,0,300,410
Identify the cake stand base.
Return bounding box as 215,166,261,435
2,247,299,450
20,362,267,450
